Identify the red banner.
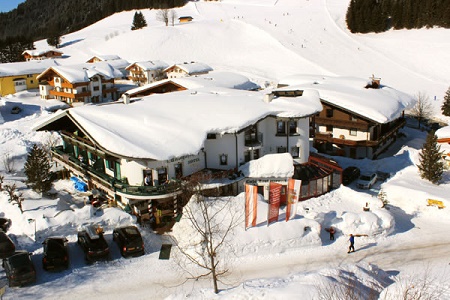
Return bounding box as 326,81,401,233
267,182,282,226
245,184,258,230
286,179,301,221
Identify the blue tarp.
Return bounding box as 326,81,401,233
70,176,88,192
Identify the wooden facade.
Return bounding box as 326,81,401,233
23,50,63,61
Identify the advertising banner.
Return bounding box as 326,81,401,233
286,179,302,221
245,184,258,229
268,182,282,226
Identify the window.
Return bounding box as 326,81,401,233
350,128,357,136
82,87,87,92
326,125,333,132
326,109,333,118
30,80,33,84
277,121,286,135
93,87,99,91
106,158,115,171
174,163,183,179
27,74,33,78
291,146,300,158
143,170,152,186
244,151,251,162
220,154,228,165
157,168,167,184
253,149,259,160
207,133,216,139
277,146,287,153
289,120,297,135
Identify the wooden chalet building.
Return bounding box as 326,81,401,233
164,61,213,79
22,49,63,61
37,63,122,106
275,75,416,159
125,60,169,86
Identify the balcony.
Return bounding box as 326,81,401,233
314,118,406,147
245,132,263,147
51,146,182,198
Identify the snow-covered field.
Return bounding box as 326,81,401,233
1,0,450,299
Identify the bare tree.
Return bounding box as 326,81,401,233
173,181,242,294
4,183,24,213
2,152,15,173
410,91,433,129
156,9,169,26
42,133,61,159
170,10,178,26
0,174,4,191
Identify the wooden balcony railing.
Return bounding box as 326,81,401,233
52,146,182,197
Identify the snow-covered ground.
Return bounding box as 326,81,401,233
1,0,450,299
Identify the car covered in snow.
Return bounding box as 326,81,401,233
77,224,109,263
356,173,377,189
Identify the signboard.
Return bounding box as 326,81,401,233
286,179,302,221
245,184,258,230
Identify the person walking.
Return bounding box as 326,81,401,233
329,227,335,240
348,234,355,253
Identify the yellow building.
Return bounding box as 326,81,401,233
0,60,60,97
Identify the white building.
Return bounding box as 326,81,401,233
164,62,213,79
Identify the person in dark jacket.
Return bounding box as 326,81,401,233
329,227,335,240
348,234,355,253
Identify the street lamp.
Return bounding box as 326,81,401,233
27,219,36,241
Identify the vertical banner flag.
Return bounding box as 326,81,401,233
267,182,282,226
286,179,302,221
245,184,258,230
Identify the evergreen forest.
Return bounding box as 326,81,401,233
346,0,450,33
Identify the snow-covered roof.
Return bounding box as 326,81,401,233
126,72,260,96
436,126,450,139
126,60,169,71
164,62,213,74
240,153,294,178
276,75,416,123
37,62,123,83
0,59,61,77
101,59,129,71
88,54,121,61
34,87,322,160
22,49,63,56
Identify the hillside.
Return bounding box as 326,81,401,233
34,0,450,120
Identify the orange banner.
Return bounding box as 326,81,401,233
245,184,258,229
268,182,282,226
286,179,301,221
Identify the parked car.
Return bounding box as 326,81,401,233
77,224,109,263
113,225,145,258
10,106,22,114
342,166,360,185
356,173,378,189
42,237,69,271
0,217,12,232
2,250,36,287
0,231,15,259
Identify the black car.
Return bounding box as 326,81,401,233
342,166,361,185
0,218,12,232
77,225,109,263
2,250,36,287
42,237,69,271
0,231,15,259
113,225,145,258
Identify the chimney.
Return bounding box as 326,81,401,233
370,74,381,89
122,93,130,104
263,93,274,103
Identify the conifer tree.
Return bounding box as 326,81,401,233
131,11,147,30
441,86,450,116
24,144,53,194
418,131,444,185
